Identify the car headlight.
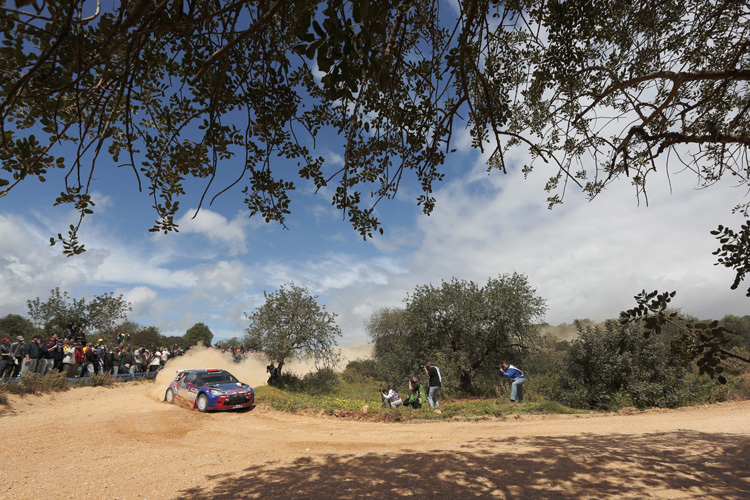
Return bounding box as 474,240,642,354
210,389,225,396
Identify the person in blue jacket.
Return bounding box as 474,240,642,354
500,361,526,403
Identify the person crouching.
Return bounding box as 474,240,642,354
380,386,402,409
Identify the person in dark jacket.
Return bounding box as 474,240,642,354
22,335,42,374
0,337,12,377
52,339,65,372
39,338,55,376
423,362,442,409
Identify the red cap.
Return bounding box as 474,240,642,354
2,337,8,342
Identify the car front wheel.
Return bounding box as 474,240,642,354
165,388,175,403
196,393,208,412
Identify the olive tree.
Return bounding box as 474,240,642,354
369,273,547,392
243,283,341,374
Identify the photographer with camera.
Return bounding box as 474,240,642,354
423,362,442,410
499,361,526,403
403,375,426,409
380,385,402,409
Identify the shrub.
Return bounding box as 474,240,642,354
341,358,378,384
556,320,689,410
83,373,114,387
301,367,340,395
727,372,750,401
275,371,304,392
19,372,44,394
41,370,68,392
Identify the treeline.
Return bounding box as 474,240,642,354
359,275,750,410
0,288,215,350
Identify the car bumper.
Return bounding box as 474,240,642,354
208,393,254,410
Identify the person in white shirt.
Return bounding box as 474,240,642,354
149,350,161,372
380,386,402,409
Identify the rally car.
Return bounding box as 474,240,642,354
164,368,255,412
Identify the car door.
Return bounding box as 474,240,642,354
173,372,187,398
183,372,199,402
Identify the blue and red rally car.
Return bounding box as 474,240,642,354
164,368,255,412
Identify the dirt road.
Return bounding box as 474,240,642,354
2,383,748,500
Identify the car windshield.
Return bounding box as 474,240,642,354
201,372,238,385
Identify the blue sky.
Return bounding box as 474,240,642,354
1,125,748,347
1,1,747,344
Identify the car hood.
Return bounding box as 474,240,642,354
208,382,251,393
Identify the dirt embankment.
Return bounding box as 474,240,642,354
1,382,748,500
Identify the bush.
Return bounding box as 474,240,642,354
341,358,378,384
727,372,750,401
301,367,340,395
556,320,689,410
275,370,305,392
83,372,114,387
41,370,69,391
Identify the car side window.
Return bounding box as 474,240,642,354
185,372,198,385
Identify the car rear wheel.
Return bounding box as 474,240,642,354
197,393,208,412
165,388,174,403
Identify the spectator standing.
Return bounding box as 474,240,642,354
103,347,114,375
62,342,76,377
9,336,25,377
52,338,65,372
0,337,12,377
81,343,96,377
22,335,42,374
122,346,136,374
96,342,107,373
39,338,55,376
73,343,83,377
149,350,161,372
499,361,526,403
111,348,121,375
161,348,169,368
423,362,442,410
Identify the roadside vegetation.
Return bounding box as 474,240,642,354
2,277,748,419
0,371,143,401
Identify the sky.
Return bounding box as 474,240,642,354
1,2,747,346
1,124,748,348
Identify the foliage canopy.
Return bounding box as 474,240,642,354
1,1,748,278
184,321,214,347
26,287,131,337
369,273,546,392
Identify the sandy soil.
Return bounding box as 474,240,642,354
1,381,748,500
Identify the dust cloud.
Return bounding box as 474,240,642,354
149,344,372,401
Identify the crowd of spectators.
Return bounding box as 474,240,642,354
0,334,185,379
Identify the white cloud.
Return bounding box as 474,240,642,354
191,260,248,297
176,208,249,256
120,286,158,316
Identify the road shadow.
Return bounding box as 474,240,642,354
174,431,750,499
